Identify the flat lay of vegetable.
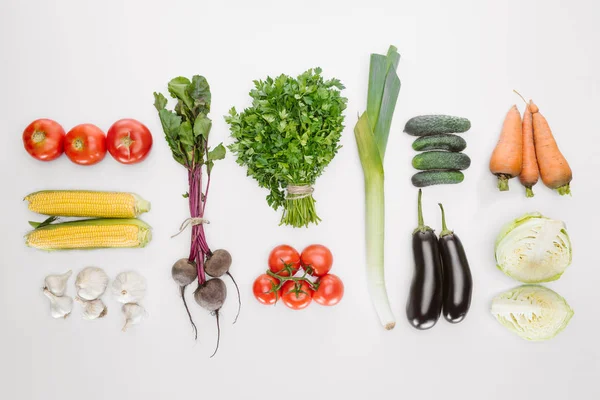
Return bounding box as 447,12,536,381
404,115,471,136
491,285,573,341
406,190,443,330
22,119,65,161
20,41,580,350
73,267,110,320
253,244,344,309
412,134,466,152
26,218,152,250
25,190,151,218
42,267,148,330
495,212,572,283
406,115,472,187
438,204,472,323
106,119,153,164
490,94,572,195
23,118,152,165
514,92,539,197
354,45,401,330
155,75,236,357
64,124,107,166
24,189,152,251
226,68,347,228
530,101,573,195
412,170,464,187
490,106,523,191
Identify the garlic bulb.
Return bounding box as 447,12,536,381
44,270,72,297
75,297,107,320
43,288,73,319
122,303,146,332
111,271,147,303
75,267,109,300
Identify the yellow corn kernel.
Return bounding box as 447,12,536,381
25,219,152,250
25,190,150,218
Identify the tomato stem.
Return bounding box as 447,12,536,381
266,268,318,292
72,138,84,151
32,131,46,144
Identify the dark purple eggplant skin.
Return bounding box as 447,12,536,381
439,233,472,323
406,229,444,330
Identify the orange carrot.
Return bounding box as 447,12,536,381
514,91,539,197
489,105,523,191
530,101,572,195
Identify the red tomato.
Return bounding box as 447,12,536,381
301,244,333,276
313,274,344,306
281,281,312,310
106,119,153,164
253,274,281,305
268,245,301,277
65,124,107,166
22,119,65,161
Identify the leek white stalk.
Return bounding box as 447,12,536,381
354,46,401,329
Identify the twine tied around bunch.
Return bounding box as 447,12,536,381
171,217,210,238
285,184,314,200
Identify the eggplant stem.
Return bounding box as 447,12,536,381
417,189,424,228
438,203,453,237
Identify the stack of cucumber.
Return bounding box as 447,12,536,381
404,115,472,187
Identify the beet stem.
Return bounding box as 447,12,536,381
210,310,221,358
227,272,242,324
181,286,198,341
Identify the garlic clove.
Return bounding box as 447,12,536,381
43,288,73,319
44,270,73,297
111,271,147,304
121,303,146,332
75,267,109,301
75,296,108,320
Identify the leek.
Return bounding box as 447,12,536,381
354,45,401,329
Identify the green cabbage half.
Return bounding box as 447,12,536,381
491,285,573,341
495,212,572,283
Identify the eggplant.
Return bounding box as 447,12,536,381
406,190,443,330
438,204,472,323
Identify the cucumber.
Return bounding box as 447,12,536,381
404,115,471,136
412,134,467,152
411,170,464,187
412,151,471,170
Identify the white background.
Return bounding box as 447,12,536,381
1,0,598,399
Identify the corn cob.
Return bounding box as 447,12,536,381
25,218,152,250
25,190,151,218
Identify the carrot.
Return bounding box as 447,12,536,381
489,105,523,191
530,101,572,195
514,91,539,197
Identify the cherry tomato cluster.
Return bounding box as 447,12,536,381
22,118,153,166
253,244,344,310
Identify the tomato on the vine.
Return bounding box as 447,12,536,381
281,280,312,310
65,124,107,166
22,119,65,161
268,245,301,277
106,118,153,164
253,274,281,305
301,244,333,276
313,274,344,306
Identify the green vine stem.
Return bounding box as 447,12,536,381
266,267,319,292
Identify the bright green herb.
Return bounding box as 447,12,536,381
354,45,401,329
226,68,347,228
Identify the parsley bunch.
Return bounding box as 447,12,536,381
226,68,347,228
